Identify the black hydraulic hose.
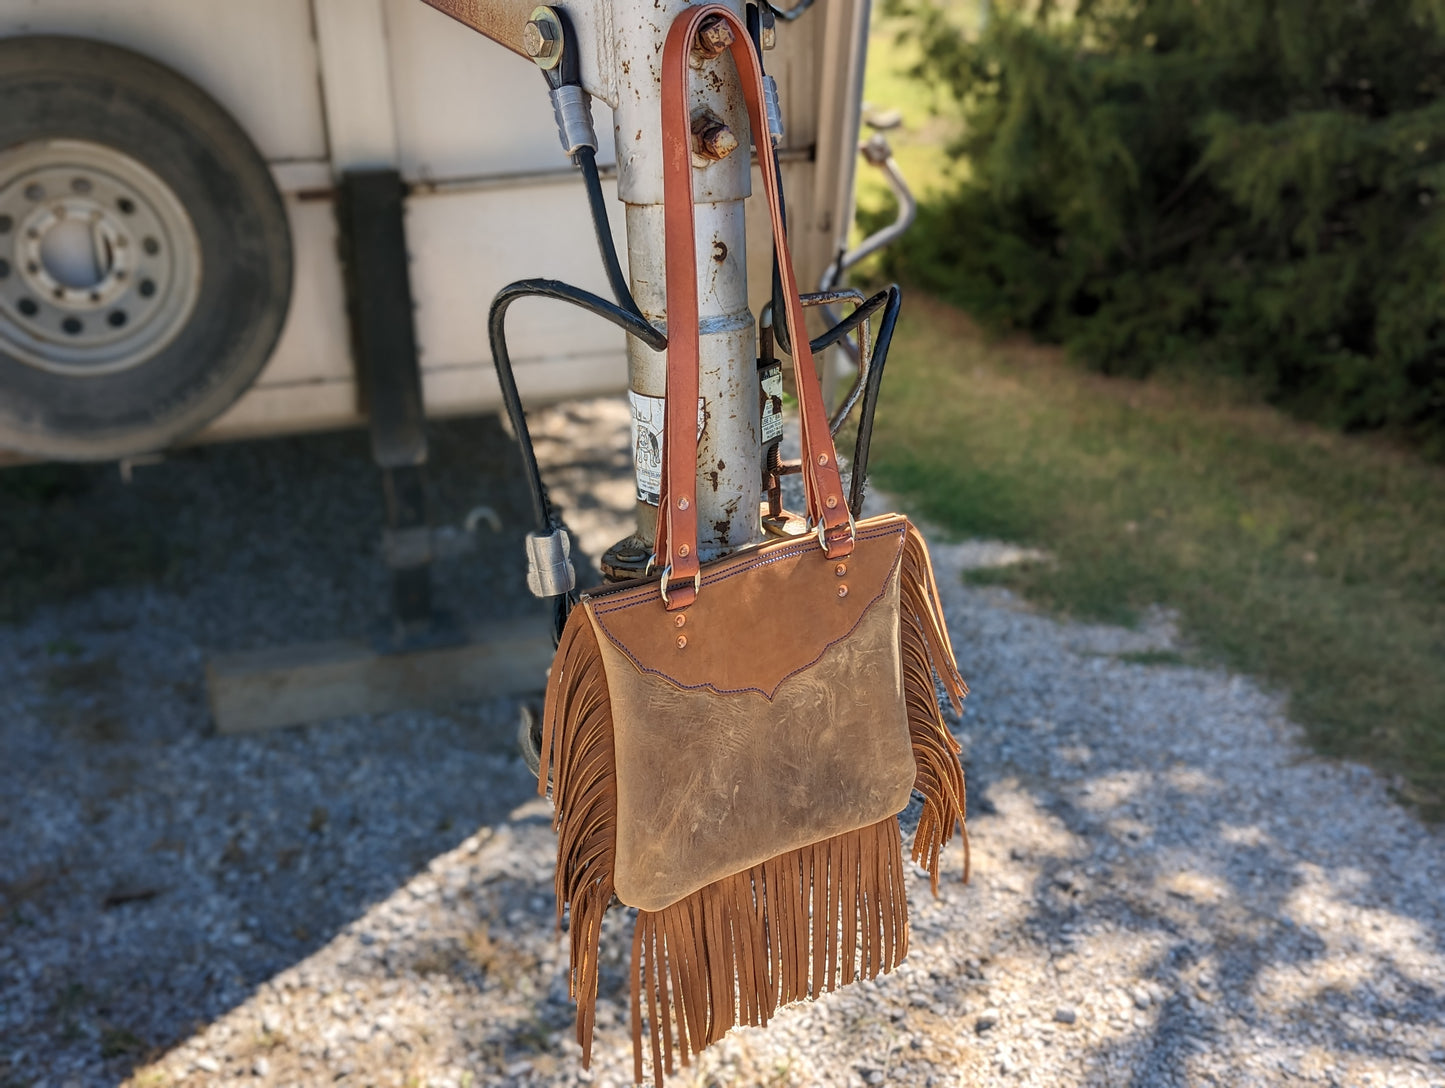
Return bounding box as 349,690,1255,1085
847,285,902,518
539,9,647,320
575,146,646,319
491,280,665,643
488,279,666,535
540,9,583,90
770,156,793,357
742,5,795,360
810,288,890,355
768,0,817,20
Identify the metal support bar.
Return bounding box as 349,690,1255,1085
338,169,435,638
415,0,543,60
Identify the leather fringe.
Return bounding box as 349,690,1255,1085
900,526,971,892
630,818,910,1087
539,610,618,1068
542,524,969,1086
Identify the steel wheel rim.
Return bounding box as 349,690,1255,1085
0,138,203,377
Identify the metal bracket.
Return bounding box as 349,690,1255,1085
525,529,576,598
759,288,873,436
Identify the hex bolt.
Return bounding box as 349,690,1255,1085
522,19,558,59
759,6,778,50
692,112,739,162
694,15,735,61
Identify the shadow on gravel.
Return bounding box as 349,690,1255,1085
0,420,553,1087
5,414,1444,1088
959,715,1445,1086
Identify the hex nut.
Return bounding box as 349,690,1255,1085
691,112,739,162
523,19,558,59
694,15,735,60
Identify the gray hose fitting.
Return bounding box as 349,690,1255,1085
550,84,598,156
525,529,576,598
763,75,785,146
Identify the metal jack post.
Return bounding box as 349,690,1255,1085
423,1,783,575
603,2,763,576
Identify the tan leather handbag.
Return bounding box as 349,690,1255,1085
539,8,968,1084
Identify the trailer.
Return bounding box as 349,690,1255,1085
0,1,887,731
0,0,868,463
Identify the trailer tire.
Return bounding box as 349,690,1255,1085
0,36,293,461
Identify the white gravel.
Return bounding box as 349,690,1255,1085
2,399,1442,1088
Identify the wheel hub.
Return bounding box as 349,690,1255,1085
0,139,202,376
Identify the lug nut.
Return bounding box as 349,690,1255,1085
692,112,739,162
694,15,735,61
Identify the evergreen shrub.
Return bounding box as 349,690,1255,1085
880,0,1445,456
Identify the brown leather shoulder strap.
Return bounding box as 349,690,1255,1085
656,5,854,610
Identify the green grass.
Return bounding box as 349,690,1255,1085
866,297,1445,817
854,5,1445,818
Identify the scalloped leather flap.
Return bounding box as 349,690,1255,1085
584,514,909,699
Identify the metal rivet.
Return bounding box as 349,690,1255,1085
837,585,849,599
678,544,690,557
674,614,686,628
817,454,829,466
676,634,688,649
677,497,689,511
825,496,838,509
835,563,847,577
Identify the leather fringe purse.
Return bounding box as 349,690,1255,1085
539,8,968,1084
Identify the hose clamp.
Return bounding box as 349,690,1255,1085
550,84,598,156
525,529,577,598
763,75,785,146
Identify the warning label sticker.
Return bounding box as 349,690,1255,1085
629,392,705,506
760,363,785,444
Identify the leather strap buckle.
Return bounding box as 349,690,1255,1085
658,562,702,611
813,511,857,558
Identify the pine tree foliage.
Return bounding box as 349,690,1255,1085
883,0,1445,454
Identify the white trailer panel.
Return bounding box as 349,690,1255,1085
0,0,327,162
0,0,868,456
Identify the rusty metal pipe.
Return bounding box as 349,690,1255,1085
609,0,760,566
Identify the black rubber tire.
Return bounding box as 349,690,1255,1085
0,36,293,461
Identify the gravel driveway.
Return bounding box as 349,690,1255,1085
2,399,1442,1088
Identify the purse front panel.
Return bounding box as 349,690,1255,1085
590,523,916,912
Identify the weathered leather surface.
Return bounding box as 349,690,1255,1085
589,514,908,698
589,518,916,912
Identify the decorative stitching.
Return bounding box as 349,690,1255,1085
587,522,907,699
588,517,905,616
